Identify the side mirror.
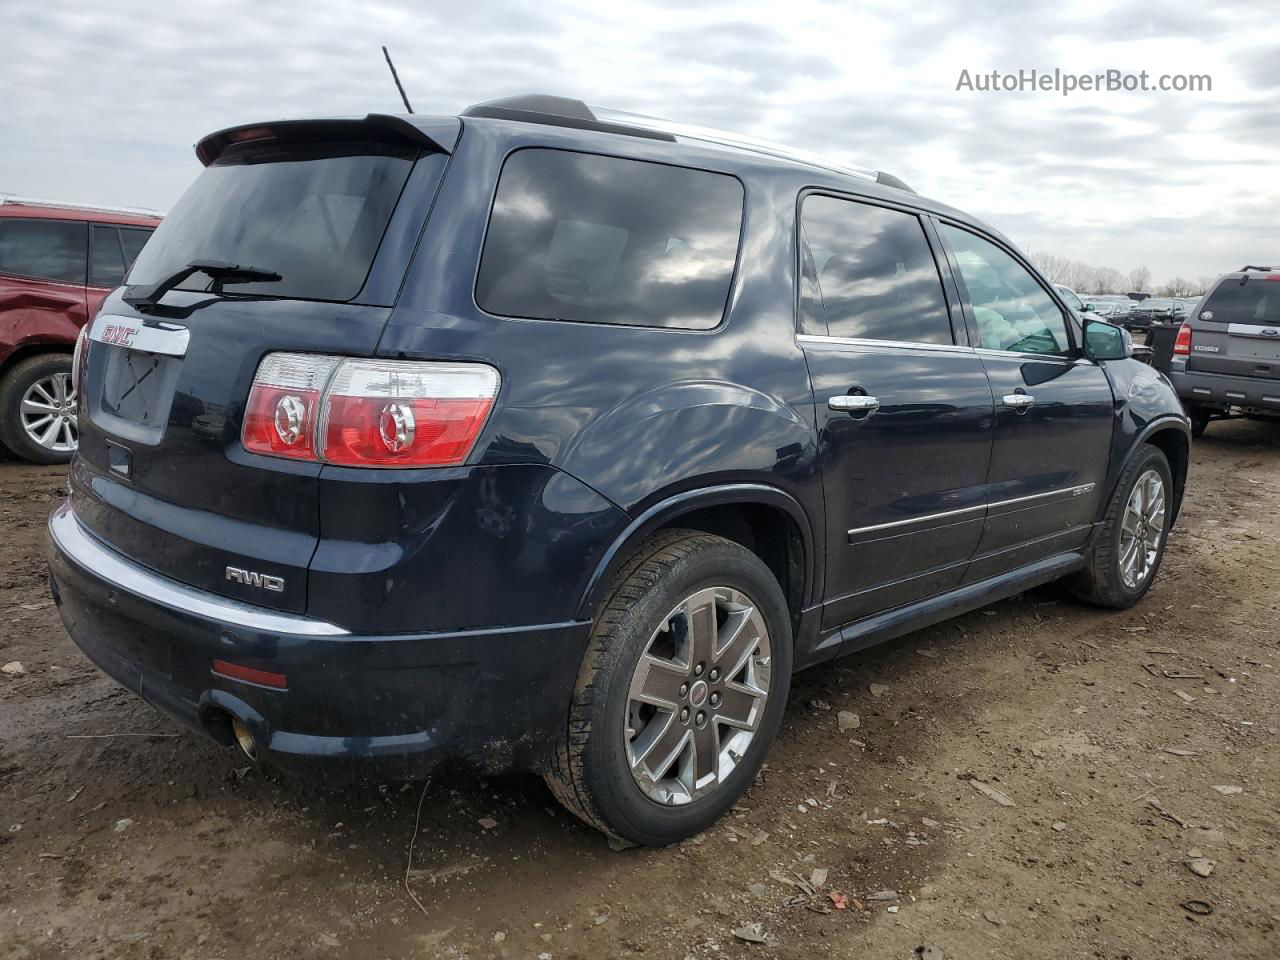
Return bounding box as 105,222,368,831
1081,302,1095,312
1083,318,1130,361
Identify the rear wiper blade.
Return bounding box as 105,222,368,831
123,259,282,309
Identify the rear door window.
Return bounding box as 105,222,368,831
90,225,127,288
1198,282,1280,325
476,149,744,329
799,195,954,344
940,224,1071,357
0,218,87,284
127,141,419,302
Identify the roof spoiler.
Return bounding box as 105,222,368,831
193,114,458,166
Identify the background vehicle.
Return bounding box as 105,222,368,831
47,96,1190,847
1125,297,1187,332
1168,266,1280,436
1054,284,1094,319
0,196,159,463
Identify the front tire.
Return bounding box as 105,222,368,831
0,354,78,465
545,530,792,846
1065,445,1172,609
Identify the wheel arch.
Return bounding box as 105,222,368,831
0,340,74,377
1104,418,1190,527
575,483,817,632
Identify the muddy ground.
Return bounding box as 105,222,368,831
1,419,1278,960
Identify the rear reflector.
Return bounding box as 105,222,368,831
1173,322,1193,356
242,353,500,467
211,659,288,690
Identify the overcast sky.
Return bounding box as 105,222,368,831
2,0,1275,286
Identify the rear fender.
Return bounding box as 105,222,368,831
574,481,817,622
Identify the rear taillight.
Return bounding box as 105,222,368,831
71,324,90,393
243,354,339,460
242,353,499,468
1173,322,1193,356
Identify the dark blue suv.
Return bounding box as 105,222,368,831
47,96,1190,846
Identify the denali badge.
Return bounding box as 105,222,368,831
225,566,285,592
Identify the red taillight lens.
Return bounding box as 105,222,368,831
321,359,499,467
242,353,338,460
71,324,90,393
1173,321,1193,356
241,354,500,468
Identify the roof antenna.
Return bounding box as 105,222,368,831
382,46,414,114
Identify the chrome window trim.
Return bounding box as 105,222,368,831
846,483,1096,538
973,346,1075,363
48,502,350,637
796,333,975,355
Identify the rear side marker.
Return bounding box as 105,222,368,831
211,659,288,691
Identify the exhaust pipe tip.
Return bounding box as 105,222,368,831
231,717,258,761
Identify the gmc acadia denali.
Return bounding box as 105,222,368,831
47,95,1190,846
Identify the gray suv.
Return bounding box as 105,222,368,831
1169,266,1280,436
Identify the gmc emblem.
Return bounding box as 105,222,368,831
100,323,138,347
225,566,285,593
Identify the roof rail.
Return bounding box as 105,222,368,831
0,193,162,218
459,95,913,192
461,96,676,143
589,106,892,187
1240,264,1275,272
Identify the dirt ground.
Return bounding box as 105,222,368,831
2,419,1277,960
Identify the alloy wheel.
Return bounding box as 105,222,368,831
20,372,77,453
625,586,771,805
1119,468,1166,589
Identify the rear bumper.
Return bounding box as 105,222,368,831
47,500,590,779
1168,364,1280,416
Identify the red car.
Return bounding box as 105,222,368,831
0,196,160,463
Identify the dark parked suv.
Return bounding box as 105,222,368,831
47,96,1190,846
1168,266,1280,436
1125,297,1187,332
0,196,160,463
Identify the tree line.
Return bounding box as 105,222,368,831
1029,253,1215,298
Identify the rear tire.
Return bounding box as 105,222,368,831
545,529,792,846
0,354,77,465
1064,445,1172,609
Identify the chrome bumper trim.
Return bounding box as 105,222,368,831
48,501,350,637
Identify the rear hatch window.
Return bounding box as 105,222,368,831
1198,281,1280,325
127,140,418,302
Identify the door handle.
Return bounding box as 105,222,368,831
829,394,880,414
1002,393,1035,411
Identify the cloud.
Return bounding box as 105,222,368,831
1,0,1277,284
